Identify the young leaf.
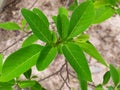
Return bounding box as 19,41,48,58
0,54,3,74
21,9,52,43
33,8,49,27
62,42,92,81
0,22,21,30
51,31,57,44
22,34,39,48
23,69,32,79
74,34,89,43
57,14,69,39
110,64,119,86
68,1,94,39
0,44,43,82
93,6,114,24
18,80,36,88
103,71,110,85
31,81,46,90
52,16,57,24
37,46,57,71
77,42,107,66
58,7,68,17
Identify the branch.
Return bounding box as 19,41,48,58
38,62,66,82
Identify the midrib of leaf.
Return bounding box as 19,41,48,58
1,52,40,80
27,16,50,43
65,45,87,77
69,2,90,37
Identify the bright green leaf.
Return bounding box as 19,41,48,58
110,64,119,86
103,71,110,85
51,31,58,44
33,8,49,27
74,34,89,43
22,34,39,48
57,14,69,39
37,46,57,71
0,44,43,82
18,80,36,88
62,42,92,81
52,16,57,24
93,6,114,24
21,9,52,43
68,1,94,38
77,42,107,66
0,22,21,30
58,7,68,17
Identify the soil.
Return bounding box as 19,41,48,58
0,0,120,90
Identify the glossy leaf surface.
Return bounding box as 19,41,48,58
62,42,92,81
0,44,43,82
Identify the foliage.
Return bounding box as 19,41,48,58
0,0,120,89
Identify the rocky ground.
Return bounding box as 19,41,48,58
0,0,120,90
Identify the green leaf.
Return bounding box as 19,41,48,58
110,64,119,86
0,22,21,30
22,34,39,48
33,8,49,27
23,69,32,79
0,44,43,82
21,19,27,29
0,54,3,75
93,6,114,24
31,81,46,90
80,80,87,90
77,42,107,66
52,16,57,24
103,71,110,85
68,1,94,38
117,67,120,82
58,7,68,17
0,86,13,90
108,86,114,90
37,46,57,71
51,31,57,44
74,34,90,43
21,9,52,43
117,8,120,16
62,42,92,81
57,14,69,39
18,80,36,88
0,79,15,86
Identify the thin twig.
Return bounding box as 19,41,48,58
0,31,32,53
59,61,71,90
39,62,66,82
